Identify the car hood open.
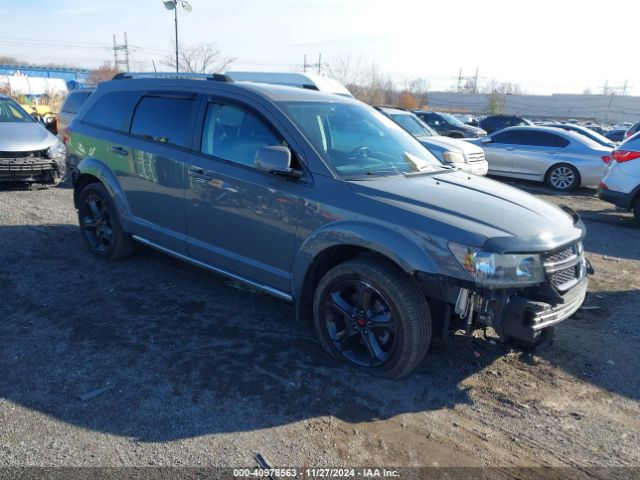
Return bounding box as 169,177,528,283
0,122,58,152
348,170,584,252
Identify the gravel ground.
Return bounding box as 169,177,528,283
0,179,638,475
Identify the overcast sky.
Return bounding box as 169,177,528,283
1,0,638,95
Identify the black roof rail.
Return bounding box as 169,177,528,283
373,105,409,112
111,72,233,82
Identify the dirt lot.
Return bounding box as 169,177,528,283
0,178,638,474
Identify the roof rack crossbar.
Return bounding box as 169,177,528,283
111,72,232,82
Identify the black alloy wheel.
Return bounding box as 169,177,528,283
323,279,397,367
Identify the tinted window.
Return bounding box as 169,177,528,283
491,131,524,144
61,91,92,114
130,96,194,147
83,91,140,131
201,102,282,167
492,130,568,147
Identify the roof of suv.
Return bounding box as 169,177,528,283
99,77,355,104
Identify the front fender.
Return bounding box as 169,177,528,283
76,157,132,227
291,220,444,302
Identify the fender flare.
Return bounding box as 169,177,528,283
291,220,441,303
75,157,133,227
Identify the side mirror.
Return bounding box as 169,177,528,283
480,136,492,144
255,146,302,179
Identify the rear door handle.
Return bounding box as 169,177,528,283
505,147,515,151
110,146,129,157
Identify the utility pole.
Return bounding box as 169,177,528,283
603,79,609,95
472,68,479,94
457,68,462,93
622,79,628,96
112,33,130,72
303,54,322,74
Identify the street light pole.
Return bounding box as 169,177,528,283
173,3,179,72
163,1,191,73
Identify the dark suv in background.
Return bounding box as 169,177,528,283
479,115,533,134
414,111,486,138
65,74,590,379
57,88,94,139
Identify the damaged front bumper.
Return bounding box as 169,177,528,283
0,156,65,184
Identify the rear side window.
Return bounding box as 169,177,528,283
61,91,92,114
83,91,140,131
130,96,194,147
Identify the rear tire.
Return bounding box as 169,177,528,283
545,164,580,191
312,257,431,379
77,182,134,261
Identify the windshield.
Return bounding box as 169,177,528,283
390,113,437,137
439,113,465,127
0,98,34,123
575,126,614,146
281,101,444,177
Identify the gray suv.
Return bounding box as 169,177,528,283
66,74,591,379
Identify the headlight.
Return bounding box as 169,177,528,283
47,140,66,160
449,242,545,288
442,151,466,164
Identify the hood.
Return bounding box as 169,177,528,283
0,122,58,152
419,135,484,155
348,171,584,252
461,124,485,135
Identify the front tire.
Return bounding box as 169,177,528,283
312,257,431,379
77,182,134,261
546,164,580,191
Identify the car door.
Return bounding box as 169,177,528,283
483,131,519,173
511,131,569,178
124,92,198,252
184,96,305,295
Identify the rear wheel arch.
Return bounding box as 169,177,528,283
73,173,101,208
545,162,581,190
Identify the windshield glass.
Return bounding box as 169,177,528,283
390,113,437,137
440,113,465,127
0,98,34,123
281,101,444,177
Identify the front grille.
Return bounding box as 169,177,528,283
467,152,485,163
543,246,575,264
0,149,48,159
542,243,584,292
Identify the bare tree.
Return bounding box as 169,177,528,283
482,79,524,115
326,55,395,105
162,42,235,74
87,62,120,85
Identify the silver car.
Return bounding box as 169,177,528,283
0,94,66,186
473,126,611,190
377,107,488,176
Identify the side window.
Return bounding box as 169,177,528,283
83,91,140,131
130,96,194,147
200,102,282,167
534,132,569,148
492,131,522,144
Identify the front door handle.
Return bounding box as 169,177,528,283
505,147,515,151
188,168,213,178
110,146,129,157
